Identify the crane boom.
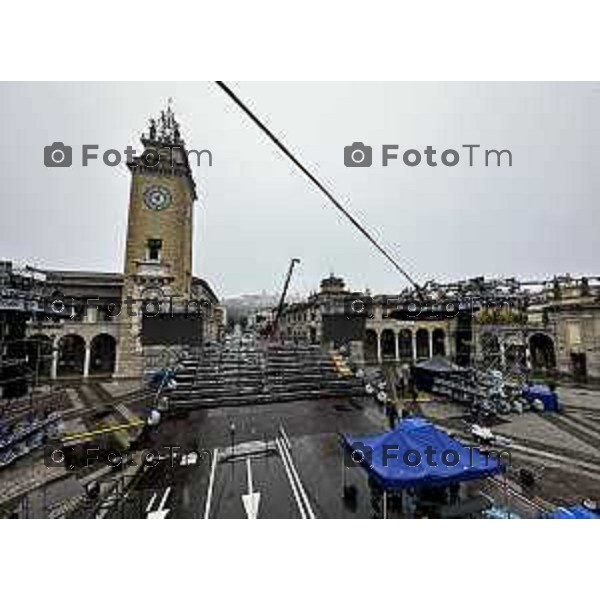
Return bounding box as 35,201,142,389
273,258,300,334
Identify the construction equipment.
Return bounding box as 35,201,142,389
272,258,300,336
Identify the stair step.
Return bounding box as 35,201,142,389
161,343,364,411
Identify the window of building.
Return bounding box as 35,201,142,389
567,322,582,347
147,239,162,261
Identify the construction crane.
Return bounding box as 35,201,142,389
272,258,300,337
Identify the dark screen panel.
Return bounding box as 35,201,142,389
321,314,366,345
141,313,203,346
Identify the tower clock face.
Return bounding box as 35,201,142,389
144,186,172,211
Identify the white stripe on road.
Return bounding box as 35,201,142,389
145,492,157,514
278,429,316,519
146,486,171,519
280,426,292,450
276,437,306,519
203,449,219,519
242,457,261,519
246,457,254,496
158,486,171,511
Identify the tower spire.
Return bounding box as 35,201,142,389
144,99,182,144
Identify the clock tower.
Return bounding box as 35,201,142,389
119,104,198,376
123,104,196,298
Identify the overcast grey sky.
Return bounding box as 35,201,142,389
1,82,598,299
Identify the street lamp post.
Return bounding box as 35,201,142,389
230,422,236,457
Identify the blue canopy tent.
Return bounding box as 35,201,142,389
544,505,600,519
522,384,560,412
342,418,505,516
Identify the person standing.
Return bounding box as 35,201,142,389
387,401,398,429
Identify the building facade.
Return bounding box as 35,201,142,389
279,275,453,364
280,274,600,383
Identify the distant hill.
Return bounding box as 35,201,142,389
223,292,304,325
224,292,303,311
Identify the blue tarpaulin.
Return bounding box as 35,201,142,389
544,505,600,519
147,368,174,390
522,385,560,412
342,417,505,490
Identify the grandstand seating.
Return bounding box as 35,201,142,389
163,342,365,410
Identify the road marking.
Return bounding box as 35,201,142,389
241,457,261,519
203,449,219,519
276,437,306,519
278,429,315,519
147,486,171,519
280,426,292,450
145,492,157,514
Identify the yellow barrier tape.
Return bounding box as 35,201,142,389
61,420,144,443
